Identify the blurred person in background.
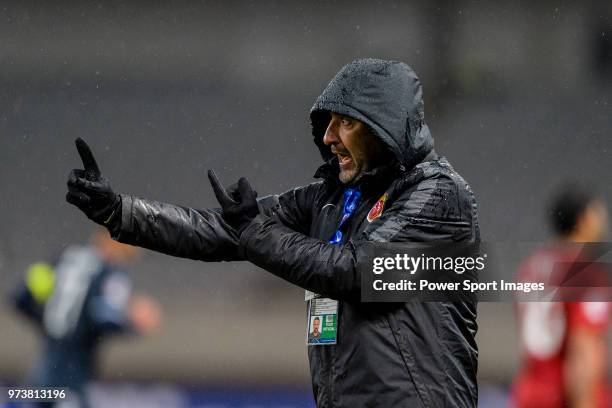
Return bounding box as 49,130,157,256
512,184,610,408
11,229,161,408
65,59,479,407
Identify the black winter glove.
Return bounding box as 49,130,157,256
66,138,121,227
207,169,259,235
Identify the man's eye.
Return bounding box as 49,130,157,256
340,118,352,126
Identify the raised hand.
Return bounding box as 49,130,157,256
208,169,259,234
75,137,102,181
66,138,121,226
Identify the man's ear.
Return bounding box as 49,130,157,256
365,126,394,166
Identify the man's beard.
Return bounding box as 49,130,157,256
339,160,365,184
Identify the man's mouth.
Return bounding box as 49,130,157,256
334,150,353,170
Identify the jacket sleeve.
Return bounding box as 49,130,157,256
112,195,240,261
111,182,322,262
237,176,478,301
11,284,44,325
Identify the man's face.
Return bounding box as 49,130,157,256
313,319,320,333
322,112,388,184
580,199,609,241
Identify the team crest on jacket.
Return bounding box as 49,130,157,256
367,193,388,222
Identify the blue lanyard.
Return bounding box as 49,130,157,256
329,187,362,245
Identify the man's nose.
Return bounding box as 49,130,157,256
323,119,339,146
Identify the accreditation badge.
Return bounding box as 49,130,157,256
306,295,338,346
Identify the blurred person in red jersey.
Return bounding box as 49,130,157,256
512,183,610,408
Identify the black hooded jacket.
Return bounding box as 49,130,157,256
111,59,479,407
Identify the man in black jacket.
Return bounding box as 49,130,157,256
66,59,480,407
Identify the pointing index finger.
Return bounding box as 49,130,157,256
75,137,101,180
207,169,234,207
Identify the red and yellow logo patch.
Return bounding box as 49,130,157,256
367,193,388,222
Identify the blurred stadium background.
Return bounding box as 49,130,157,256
1,1,611,407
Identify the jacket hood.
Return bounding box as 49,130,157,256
310,58,433,170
